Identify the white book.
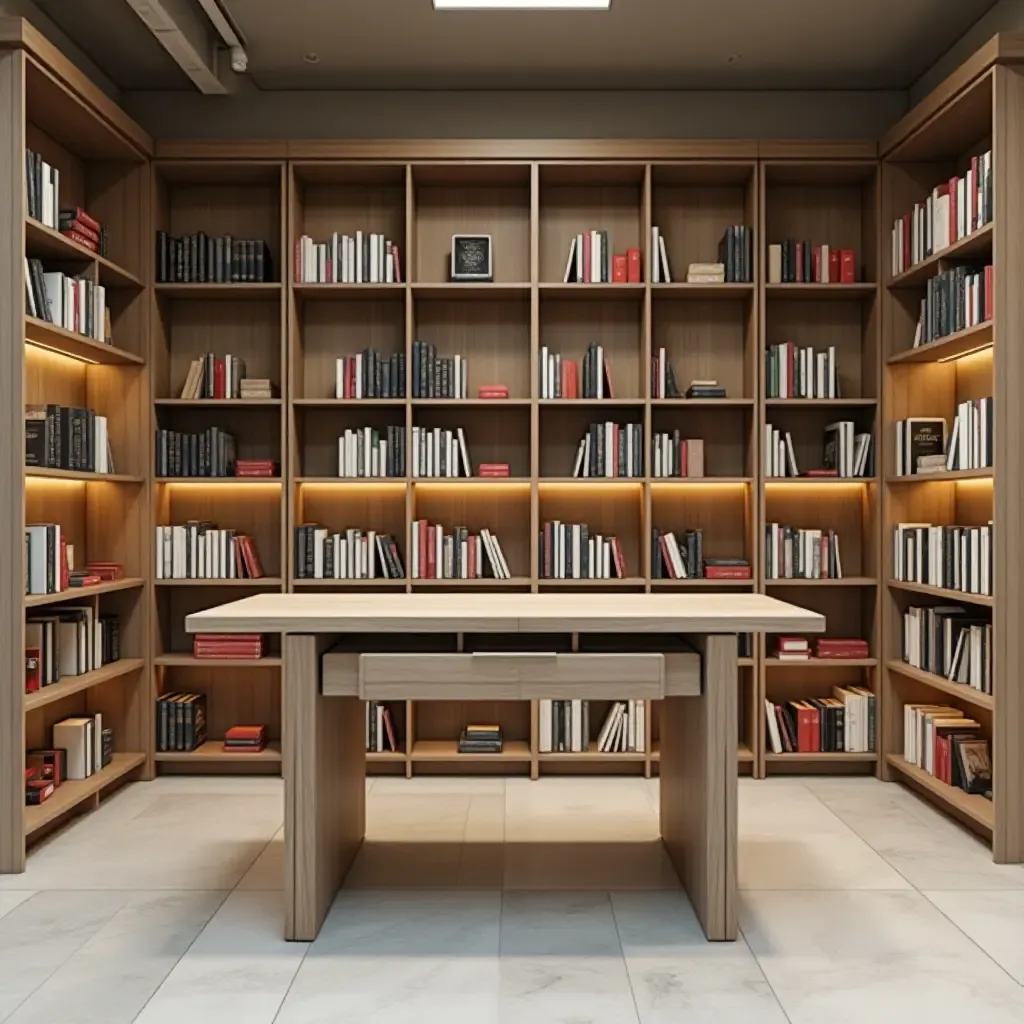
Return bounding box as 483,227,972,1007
563,238,576,284
658,233,672,284
576,233,584,282
765,699,783,753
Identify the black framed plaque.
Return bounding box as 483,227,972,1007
450,234,493,281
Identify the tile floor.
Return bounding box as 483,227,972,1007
2,774,1024,1022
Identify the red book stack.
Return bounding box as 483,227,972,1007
85,562,123,581
59,207,102,254
478,463,510,478
775,637,810,661
192,633,266,660
815,638,870,660
223,725,267,754
235,459,277,478
478,385,509,400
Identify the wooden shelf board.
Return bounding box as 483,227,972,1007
412,739,531,761
887,321,993,364
767,577,877,588
25,467,144,483
650,476,753,484
887,579,993,607
412,283,531,299
24,753,145,835
886,468,992,484
413,477,532,485
766,751,878,763
651,282,755,299
650,578,754,588
155,740,281,763
411,578,532,588
293,398,406,407
765,476,875,485
295,476,407,485
886,754,994,831
764,398,877,408
765,283,877,299
24,658,146,712
25,577,145,608
738,657,755,667
293,578,407,588
412,398,532,407
154,653,283,668
766,656,877,668
25,218,142,289
24,316,144,366
154,578,285,588
155,283,283,299
539,477,643,486
887,225,993,289
155,477,283,485
652,743,754,763
539,577,647,588
650,398,755,408
154,398,282,407
367,750,406,761
539,741,646,762
294,283,405,299
538,398,645,408
885,659,995,710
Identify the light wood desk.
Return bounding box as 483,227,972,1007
186,592,824,941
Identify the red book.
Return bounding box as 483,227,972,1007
478,463,510,475
235,468,276,478
948,177,959,246
65,207,100,233
828,250,841,283
468,537,476,579
418,520,428,578
610,537,626,578
612,254,627,283
812,245,822,283
25,648,40,693
70,575,102,587
985,265,993,321
840,250,856,284
214,358,226,399
59,537,69,592
61,218,100,244
794,703,814,752
61,230,99,252
795,242,804,282
704,566,751,580
226,725,266,740
294,240,302,283
195,633,264,642
543,521,552,578
626,247,641,283
583,233,592,283
392,243,402,283
804,468,839,477
679,440,688,478
658,535,676,578
238,536,265,578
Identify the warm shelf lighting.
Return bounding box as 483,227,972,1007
434,0,610,7
938,344,994,363
25,340,99,365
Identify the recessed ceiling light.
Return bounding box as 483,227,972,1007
304,52,320,64
726,53,742,64
434,0,610,9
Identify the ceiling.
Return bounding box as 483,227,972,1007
37,0,999,92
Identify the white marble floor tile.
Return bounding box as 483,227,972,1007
611,891,789,1024
741,889,1024,1024
237,829,284,891
924,890,1024,984
133,890,307,1024
371,776,504,796
3,891,225,1024
0,893,35,924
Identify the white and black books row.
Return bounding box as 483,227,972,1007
539,699,646,754
561,231,640,283
25,258,108,342
26,404,112,474
156,427,236,478
765,343,839,399
540,342,616,399
412,342,468,399
339,426,406,478
652,434,704,478
572,422,643,478
895,402,993,477
294,526,404,580
51,715,113,782
902,705,990,796
294,232,402,284
154,524,265,580
411,521,511,580
650,226,673,283
765,689,875,755
902,604,992,695
765,525,843,580
538,522,626,579
179,354,250,400
651,348,682,398
25,523,66,596
893,522,992,597
411,426,471,478
650,528,701,580
25,148,59,228
366,702,399,753
914,265,992,347
948,398,993,472
891,150,993,275
155,233,272,284
336,351,406,399
27,609,120,688
764,422,871,479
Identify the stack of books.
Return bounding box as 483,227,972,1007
765,343,838,399
410,426,470,478
25,748,72,806
154,524,265,580
816,638,870,660
459,724,502,754
902,604,992,695
410,522,511,580
914,265,992,345
718,226,754,282
155,233,273,283
478,463,510,478
571,422,643,478
893,522,992,597
478,384,508,400
294,232,401,284
651,348,682,398
903,704,990,796
235,459,276,478
156,694,207,752
562,232,640,283
178,354,251,400
25,261,108,343
223,725,268,754
59,207,105,255
336,350,405,399
294,527,405,580
686,379,726,399
338,426,406,478
767,241,856,283
240,379,273,400
540,342,616,399
540,522,625,580
764,525,843,580
774,637,810,661
155,427,237,477
365,703,398,753
895,417,945,476
650,226,672,282
85,563,123,582
412,342,468,398
651,433,704,477
685,262,725,285
765,690,875,754
26,403,113,474
192,633,265,660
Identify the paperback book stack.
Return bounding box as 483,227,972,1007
412,342,468,398
155,232,273,283
946,397,993,471
240,379,273,400
335,350,406,399
479,385,508,400
223,725,268,755
650,226,673,282
51,714,112,779
816,637,870,660
651,433,704,478
685,379,726,399
365,702,398,753
903,704,990,797
338,426,406,478
154,524,265,580
650,348,682,398
26,404,113,474
562,232,640,283
891,149,992,275
293,526,405,580
410,522,511,580
155,694,207,753
155,427,237,478
902,604,992,694
479,463,510,478
765,343,838,399
410,426,470,478
767,241,857,283
571,422,643,478
913,265,992,346
540,342,616,399
765,690,874,754
895,417,945,476
294,232,402,283
539,522,626,580
765,525,843,580
893,522,992,597
773,637,810,661
25,259,108,343
685,262,725,285
178,354,251,400
459,724,502,754
538,699,646,754
717,226,754,282
192,633,266,661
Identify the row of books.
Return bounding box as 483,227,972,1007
903,704,990,797
561,232,641,283
913,265,992,347
765,343,839,400
410,426,471,478
651,348,682,399
155,427,237,478
294,527,405,580
25,259,109,343
893,522,992,597
45,716,112,786
891,150,993,276
25,149,60,229
949,399,993,472
765,688,875,754
539,342,615,399
26,610,120,690
895,402,993,476
651,527,700,580
335,351,406,399
156,693,207,752
410,521,511,579
294,233,402,284
178,354,252,400
538,522,626,580
411,342,468,398
192,633,266,661
571,422,644,478
25,404,113,474
155,233,273,283
767,242,857,284
651,434,704,478
765,525,843,580
901,604,992,695
366,702,399,753
538,699,646,753
764,421,872,479
24,529,119,597
339,426,407,478
154,524,265,580
772,636,869,661
717,226,755,283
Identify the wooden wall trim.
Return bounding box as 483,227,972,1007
757,140,878,159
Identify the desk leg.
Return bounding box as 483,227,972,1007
284,634,365,941
660,633,737,940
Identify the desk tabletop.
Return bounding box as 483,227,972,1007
185,592,825,634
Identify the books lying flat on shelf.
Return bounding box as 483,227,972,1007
178,354,254,400
946,398,993,471
155,694,207,753
295,232,401,284
52,714,111,780
767,241,856,284
562,231,640,283
192,633,266,660
650,348,681,399
538,699,645,753
765,525,843,580
156,232,273,283
540,342,616,399
686,380,727,399
339,426,406,478
26,608,119,688
155,427,236,478
571,422,643,478
478,385,508,400
651,227,672,283
25,259,110,345
155,524,265,580
895,417,946,476
891,150,993,276
59,206,106,256
816,638,870,660
824,421,873,478
766,343,838,399
223,725,268,754
903,704,990,796
765,689,875,754
25,148,59,228
336,350,406,399
913,265,992,346
717,226,754,283
902,604,992,695
410,426,470,478
365,703,398,753
411,521,511,580
240,379,273,400
478,463,509,477
235,460,276,478
685,262,725,284
650,528,701,579
651,433,703,478
294,527,405,580
774,636,810,661
704,558,751,580
540,522,625,579
893,522,992,597
459,724,502,754
412,341,467,398
25,404,112,474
